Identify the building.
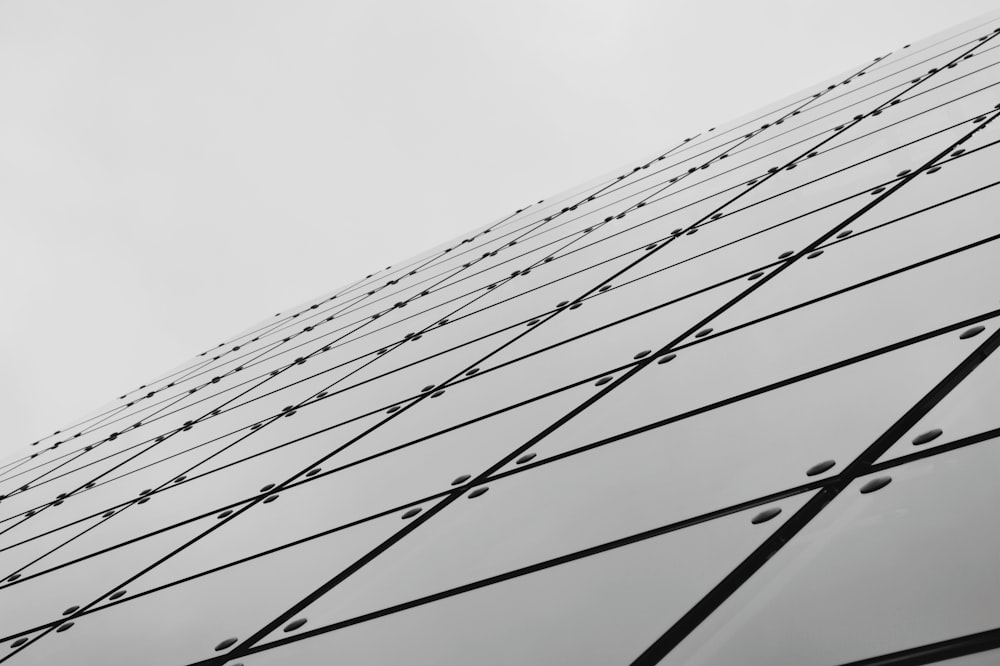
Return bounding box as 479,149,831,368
2,11,1000,666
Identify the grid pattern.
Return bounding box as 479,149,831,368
3,13,1000,666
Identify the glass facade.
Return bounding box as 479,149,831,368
3,12,1000,665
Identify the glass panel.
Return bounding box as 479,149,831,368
366,280,737,446
707,217,1000,337
511,322,973,471
512,197,864,359
223,349,375,413
528,134,751,234
119,385,593,593
534,257,1000,449
0,514,103,583
304,326,530,425
366,251,636,374
0,450,102,520
241,287,487,379
879,335,1000,462
661,437,1000,666
9,413,385,568
263,441,818,627
819,42,1000,151
513,190,663,257
330,379,593,469
845,140,1000,237
622,193,864,287
557,184,741,271
247,491,817,664
729,103,974,219
873,13,1000,72
475,276,747,378
0,425,264,546
823,45,1000,155
0,429,132,497
182,398,383,475
8,513,403,666
0,515,208,640
2,360,318,499
3,427,255,529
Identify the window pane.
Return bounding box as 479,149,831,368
661,437,1000,666
246,492,817,665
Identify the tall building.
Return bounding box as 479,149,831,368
3,12,1000,666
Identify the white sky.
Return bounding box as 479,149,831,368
1,0,998,453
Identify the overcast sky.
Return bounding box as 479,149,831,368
1,0,998,454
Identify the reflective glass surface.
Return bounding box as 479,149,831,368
4,12,1000,666
247,492,816,665
660,438,1000,666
